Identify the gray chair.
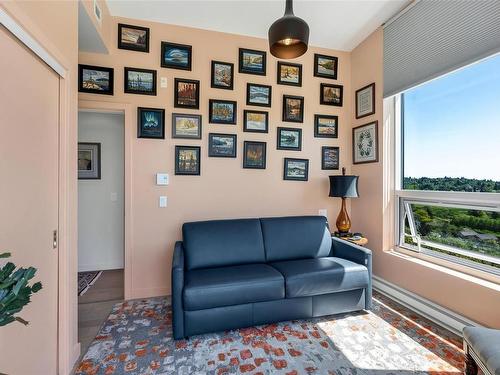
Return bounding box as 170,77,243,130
463,326,500,375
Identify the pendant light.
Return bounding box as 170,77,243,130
268,0,309,59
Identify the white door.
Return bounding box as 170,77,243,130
0,25,59,374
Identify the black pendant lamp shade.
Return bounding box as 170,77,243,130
268,0,309,59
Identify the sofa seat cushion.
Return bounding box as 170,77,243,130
184,264,285,311
270,257,368,298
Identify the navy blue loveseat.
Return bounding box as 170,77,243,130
171,216,372,339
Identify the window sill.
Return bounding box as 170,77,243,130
388,246,500,289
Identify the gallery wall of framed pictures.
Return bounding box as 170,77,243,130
78,19,355,184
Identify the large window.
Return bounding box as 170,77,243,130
395,54,500,275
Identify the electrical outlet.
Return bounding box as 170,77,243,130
318,209,327,217
160,77,168,88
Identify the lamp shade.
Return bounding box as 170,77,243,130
329,175,359,198
268,0,309,59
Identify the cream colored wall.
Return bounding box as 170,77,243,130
0,0,80,372
79,17,352,299
350,28,500,328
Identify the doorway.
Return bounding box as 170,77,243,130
77,110,125,355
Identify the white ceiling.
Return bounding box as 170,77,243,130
106,0,408,51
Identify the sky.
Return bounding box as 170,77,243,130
404,53,500,181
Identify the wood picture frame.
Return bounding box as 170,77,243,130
355,82,375,119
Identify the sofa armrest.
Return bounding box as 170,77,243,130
171,241,185,339
331,237,372,309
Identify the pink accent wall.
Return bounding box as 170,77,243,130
350,28,500,328
79,17,353,299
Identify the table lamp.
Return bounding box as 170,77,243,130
329,167,359,235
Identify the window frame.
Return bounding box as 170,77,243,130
392,91,500,276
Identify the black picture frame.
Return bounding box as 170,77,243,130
277,127,302,151
208,133,237,158
174,78,200,109
118,23,150,52
137,107,165,139
209,99,237,124
243,141,266,169
211,61,234,90
78,64,114,95
172,113,202,139
321,146,340,170
246,83,272,107
239,48,266,75
314,114,338,138
283,158,309,181
243,110,268,133
277,61,302,86
320,83,343,106
282,95,304,123
356,82,376,119
124,67,157,96
78,142,101,180
175,146,201,175
161,42,192,71
314,53,338,80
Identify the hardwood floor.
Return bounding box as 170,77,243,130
78,269,124,359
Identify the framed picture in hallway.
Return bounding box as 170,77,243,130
137,107,165,139
78,142,101,180
246,83,272,107
175,146,201,175
356,83,376,119
211,61,234,90
283,158,309,181
243,110,268,133
209,99,237,124
277,61,302,86
282,95,304,123
78,64,114,95
320,83,343,106
118,23,150,52
353,121,379,164
243,141,266,169
314,53,338,80
161,42,192,70
277,127,302,151
174,78,200,109
321,146,340,170
314,114,338,138
208,133,237,158
172,113,202,139
124,67,157,95
239,48,266,75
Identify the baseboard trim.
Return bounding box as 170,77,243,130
373,275,479,336
130,287,169,300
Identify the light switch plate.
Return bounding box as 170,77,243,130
159,196,168,208
318,209,328,217
160,77,168,88
156,173,169,185
110,192,118,202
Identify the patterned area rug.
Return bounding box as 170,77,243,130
75,291,464,375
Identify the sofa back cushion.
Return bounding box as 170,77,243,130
183,218,266,270
261,216,331,262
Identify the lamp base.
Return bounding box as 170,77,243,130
335,197,351,234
